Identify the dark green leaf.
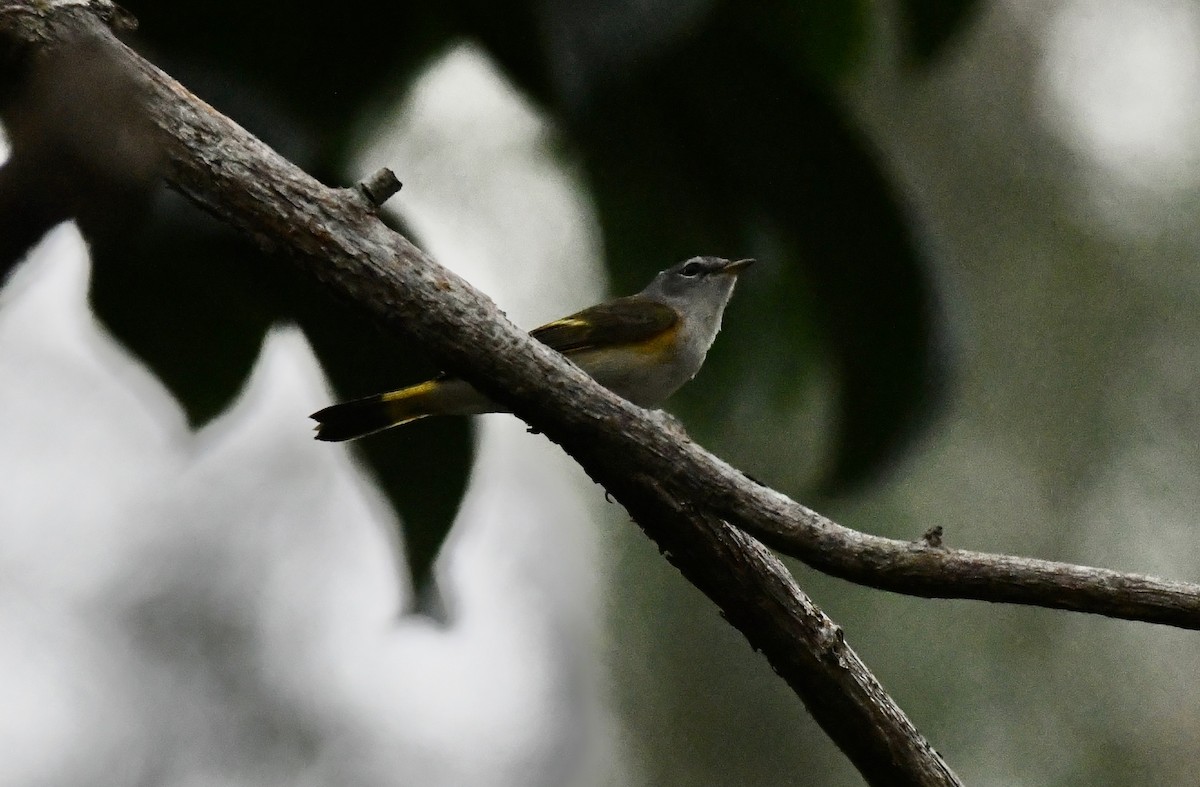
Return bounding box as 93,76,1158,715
295,269,474,605
898,0,982,65
89,191,473,604
749,0,873,84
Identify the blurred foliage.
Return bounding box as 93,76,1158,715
0,0,982,605
898,0,981,64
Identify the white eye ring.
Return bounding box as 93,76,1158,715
680,262,704,277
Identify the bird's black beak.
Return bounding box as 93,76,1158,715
722,258,755,275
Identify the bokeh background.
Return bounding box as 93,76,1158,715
3,0,1200,784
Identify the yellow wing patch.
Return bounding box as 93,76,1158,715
629,319,681,358
530,296,680,354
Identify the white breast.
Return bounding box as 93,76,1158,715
570,312,723,408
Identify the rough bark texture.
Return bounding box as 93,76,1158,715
5,0,1200,782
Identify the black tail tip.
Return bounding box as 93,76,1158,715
310,407,358,442
311,423,344,442
310,410,346,442
309,398,401,442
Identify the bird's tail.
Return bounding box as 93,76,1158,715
311,379,485,442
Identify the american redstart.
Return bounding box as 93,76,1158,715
311,256,754,441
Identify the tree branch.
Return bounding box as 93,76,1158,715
646,448,1200,629
0,2,962,783
8,0,1199,780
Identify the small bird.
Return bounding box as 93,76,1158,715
311,256,754,441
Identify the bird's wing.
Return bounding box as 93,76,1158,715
530,295,679,354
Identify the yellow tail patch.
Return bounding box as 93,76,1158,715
312,382,439,441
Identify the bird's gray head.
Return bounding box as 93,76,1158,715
640,256,755,318
629,256,754,398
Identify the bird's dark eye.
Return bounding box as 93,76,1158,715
680,261,704,277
